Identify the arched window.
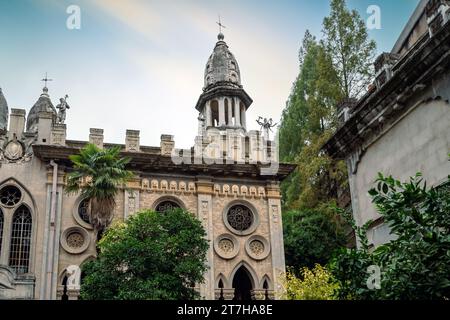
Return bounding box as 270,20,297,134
263,279,270,300
78,198,91,224
155,200,180,213
0,209,3,255
218,279,224,300
9,205,32,274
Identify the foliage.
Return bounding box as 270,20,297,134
283,208,347,272
322,0,376,98
370,173,450,299
330,173,450,300
80,208,209,300
284,264,339,300
65,143,133,232
328,207,375,300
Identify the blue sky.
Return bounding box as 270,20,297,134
0,0,420,148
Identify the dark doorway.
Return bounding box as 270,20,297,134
61,275,68,301
232,266,253,300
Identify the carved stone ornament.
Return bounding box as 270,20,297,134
4,139,24,161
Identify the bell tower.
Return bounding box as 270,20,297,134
195,33,253,136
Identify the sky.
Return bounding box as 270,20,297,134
0,0,420,148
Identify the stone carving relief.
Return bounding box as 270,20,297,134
66,265,81,290
0,134,32,164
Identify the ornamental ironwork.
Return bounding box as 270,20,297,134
227,205,253,231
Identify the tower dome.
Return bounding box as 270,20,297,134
26,87,56,132
204,33,241,90
0,87,8,131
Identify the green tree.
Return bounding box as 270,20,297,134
331,172,450,300
284,264,339,300
279,0,376,272
283,208,346,272
65,143,133,232
80,208,209,300
323,0,376,98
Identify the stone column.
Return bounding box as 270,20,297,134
206,101,212,127
196,177,215,300
266,182,286,300
240,105,246,129
234,98,241,127
227,98,233,125
218,97,225,126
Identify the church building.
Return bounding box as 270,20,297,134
0,33,295,300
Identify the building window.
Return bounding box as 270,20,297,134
0,186,22,206
155,200,180,213
9,205,32,274
78,198,91,224
227,205,254,231
0,209,3,255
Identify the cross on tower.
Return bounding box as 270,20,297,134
216,15,226,34
41,72,53,88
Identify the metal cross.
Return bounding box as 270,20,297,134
216,15,226,33
41,72,53,87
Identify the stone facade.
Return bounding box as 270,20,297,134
0,33,294,300
323,0,450,247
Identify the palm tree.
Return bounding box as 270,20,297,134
66,143,133,234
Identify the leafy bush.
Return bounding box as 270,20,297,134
284,264,339,300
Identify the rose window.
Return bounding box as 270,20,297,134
227,205,254,231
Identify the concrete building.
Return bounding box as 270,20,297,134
0,33,295,299
323,0,450,247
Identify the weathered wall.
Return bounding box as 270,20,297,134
350,98,450,245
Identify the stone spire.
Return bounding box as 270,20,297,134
0,87,9,131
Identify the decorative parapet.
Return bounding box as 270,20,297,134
125,129,140,152
89,128,104,148
160,134,174,156
50,123,66,146
140,178,197,194
426,0,450,37
374,52,400,89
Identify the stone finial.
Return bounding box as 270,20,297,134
125,129,140,152
160,134,174,156
89,128,104,149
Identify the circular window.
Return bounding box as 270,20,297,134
60,227,90,254
245,236,270,260
0,186,22,206
78,199,90,224
223,202,259,236
214,234,239,260
155,200,180,213
227,205,253,231
67,231,85,248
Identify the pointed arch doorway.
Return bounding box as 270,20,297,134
232,266,253,300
